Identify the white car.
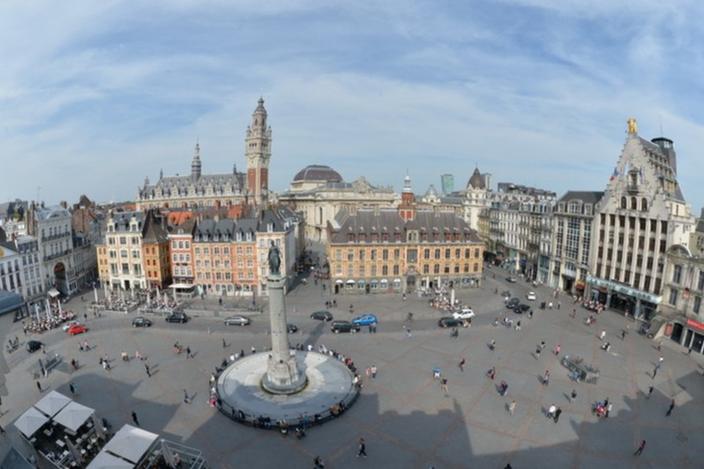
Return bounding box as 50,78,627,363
526,291,537,301
452,308,475,320
62,321,81,331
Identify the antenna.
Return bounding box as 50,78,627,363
659,114,664,137
36,186,41,204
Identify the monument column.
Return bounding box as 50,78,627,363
261,242,307,394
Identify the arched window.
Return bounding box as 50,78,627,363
641,198,648,211
620,197,627,209
630,197,637,210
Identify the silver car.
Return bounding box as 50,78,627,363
224,315,251,326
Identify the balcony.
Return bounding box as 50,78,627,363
44,250,72,262
626,184,639,194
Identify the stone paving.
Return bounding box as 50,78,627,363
0,269,703,468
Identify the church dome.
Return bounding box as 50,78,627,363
293,165,343,183
467,167,485,190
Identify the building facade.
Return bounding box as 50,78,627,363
30,205,76,295
487,183,556,280
586,119,695,320
327,201,484,294
548,191,603,294
136,99,272,210
0,229,43,308
141,211,171,289
101,212,146,290
279,165,397,243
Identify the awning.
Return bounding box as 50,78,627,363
168,284,194,289
102,424,158,464
87,451,134,469
346,280,355,284
335,280,344,284
48,288,61,298
34,390,71,418
53,401,94,432
14,407,50,438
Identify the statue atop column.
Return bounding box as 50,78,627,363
268,241,281,276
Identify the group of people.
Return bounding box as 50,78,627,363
23,309,76,334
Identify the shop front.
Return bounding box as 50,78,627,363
586,275,661,320
671,318,704,354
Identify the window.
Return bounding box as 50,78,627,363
668,288,678,305
694,296,702,314
673,265,682,284
641,198,648,211
698,271,704,291
620,197,627,209
433,264,440,274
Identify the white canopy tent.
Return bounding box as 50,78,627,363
34,390,72,418
102,425,158,464
13,407,50,438
86,450,134,469
48,288,61,298
53,401,95,433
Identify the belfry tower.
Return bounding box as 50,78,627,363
245,97,272,205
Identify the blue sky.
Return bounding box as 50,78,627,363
1,0,703,209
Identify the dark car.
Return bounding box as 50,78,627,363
513,304,531,314
438,317,469,328
506,297,520,309
331,320,360,333
26,340,43,353
506,277,517,283
165,312,189,323
287,323,298,333
131,317,152,328
310,310,333,321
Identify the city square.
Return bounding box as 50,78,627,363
1,271,702,468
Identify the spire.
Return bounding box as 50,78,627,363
191,141,202,181
403,171,412,193
159,168,163,180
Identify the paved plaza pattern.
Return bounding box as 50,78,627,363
1,270,703,468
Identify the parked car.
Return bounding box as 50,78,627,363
224,315,251,326
131,317,152,328
26,340,43,353
62,320,81,332
513,304,531,314
526,291,537,301
67,324,88,336
287,323,298,333
331,321,360,333
165,312,189,323
310,310,333,321
506,277,517,283
438,317,469,328
352,314,378,326
452,308,475,320
506,297,520,308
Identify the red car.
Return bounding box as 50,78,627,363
67,324,88,336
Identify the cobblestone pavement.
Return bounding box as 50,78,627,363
1,268,703,468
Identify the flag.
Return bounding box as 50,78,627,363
610,167,618,181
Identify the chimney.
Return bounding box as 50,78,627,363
60,201,68,209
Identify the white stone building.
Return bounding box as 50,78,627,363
0,230,43,308
548,191,603,293
586,119,695,319
32,206,76,295
104,212,147,290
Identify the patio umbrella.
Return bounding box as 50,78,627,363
65,437,83,464
46,299,52,320
92,414,106,440
34,303,40,321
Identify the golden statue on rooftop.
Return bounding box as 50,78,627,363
627,117,638,135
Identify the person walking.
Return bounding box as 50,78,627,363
599,330,606,341
251,346,257,354
357,437,367,458
553,407,562,423
69,383,77,395
370,365,377,379
508,400,517,416
222,338,227,349
183,389,190,404
441,378,449,395
186,346,192,359
131,411,140,426
543,370,550,386
313,456,325,468
569,389,577,403
36,380,42,393
634,439,646,456
459,358,466,372
145,363,151,378
666,399,675,416
646,385,654,399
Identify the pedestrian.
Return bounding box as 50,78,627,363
356,437,367,458
487,367,496,380
36,380,42,392
313,456,325,468
634,439,646,456
145,363,151,378
553,344,561,356
441,378,449,395
222,338,227,349
553,407,562,423
183,389,190,404
535,345,541,358
459,358,466,372
621,329,627,340
489,339,496,351
0,424,5,435
371,365,377,378
131,411,139,426
508,400,517,416
646,385,654,398
69,383,76,395
186,346,191,359
251,346,256,354
543,370,550,386
241,349,245,357
599,330,606,341
666,399,675,416
569,389,577,403
557,302,561,310
570,308,576,318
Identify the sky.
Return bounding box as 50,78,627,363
1,0,703,209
